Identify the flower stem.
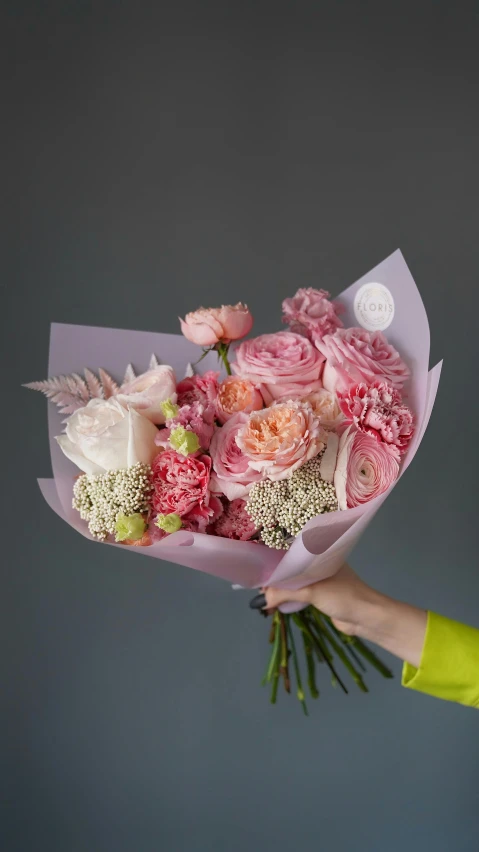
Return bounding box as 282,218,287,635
216,342,232,375
262,613,281,686
331,626,394,679
287,619,309,716
312,612,369,693
297,612,349,694
301,629,319,699
279,613,291,694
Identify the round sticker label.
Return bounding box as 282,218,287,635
354,282,395,331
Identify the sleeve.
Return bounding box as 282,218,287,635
402,611,479,708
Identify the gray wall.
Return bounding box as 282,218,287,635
3,3,478,851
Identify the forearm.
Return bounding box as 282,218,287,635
351,588,427,668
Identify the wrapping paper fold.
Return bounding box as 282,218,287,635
38,250,442,597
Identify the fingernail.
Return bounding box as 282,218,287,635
249,593,267,610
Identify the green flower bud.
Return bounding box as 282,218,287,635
156,513,182,533
115,512,146,542
169,425,200,456
160,398,179,419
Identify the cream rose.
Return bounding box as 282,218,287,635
116,366,177,424
56,398,159,475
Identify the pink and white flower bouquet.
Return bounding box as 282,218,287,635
26,251,442,712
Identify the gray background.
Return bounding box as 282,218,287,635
2,2,479,851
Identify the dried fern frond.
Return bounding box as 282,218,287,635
25,354,165,414
24,367,119,413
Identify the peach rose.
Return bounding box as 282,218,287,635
116,366,177,424
300,388,344,430
216,376,263,424
180,303,253,346
236,401,327,481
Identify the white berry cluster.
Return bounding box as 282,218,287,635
73,463,153,540
245,454,338,550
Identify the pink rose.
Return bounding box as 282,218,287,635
116,366,177,424
236,401,327,481
232,331,324,404
338,382,414,455
216,376,263,424
151,450,213,521
180,303,253,346
317,328,410,393
211,498,258,541
209,413,263,500
334,427,400,509
176,371,219,408
282,287,344,343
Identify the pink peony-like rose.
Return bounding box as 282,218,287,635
316,328,410,393
334,427,400,509
155,399,216,452
300,388,344,430
232,331,324,404
282,287,344,343
209,413,263,500
338,381,414,455
236,401,327,481
211,498,258,541
176,371,219,408
116,366,177,424
216,376,263,424
151,450,214,523
180,303,253,346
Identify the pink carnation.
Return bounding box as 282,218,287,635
209,413,263,500
176,371,219,408
232,331,324,405
151,451,216,530
316,328,410,393
211,498,258,541
334,427,400,509
156,399,216,451
282,287,344,343
338,382,414,455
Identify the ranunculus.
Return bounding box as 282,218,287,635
176,371,219,408
300,388,344,430
334,427,400,509
216,376,263,424
211,498,258,541
56,398,159,475
338,381,414,455
209,413,263,500
232,331,324,404
236,401,327,481
116,366,177,424
282,287,344,343
316,328,410,393
151,451,217,530
180,303,253,346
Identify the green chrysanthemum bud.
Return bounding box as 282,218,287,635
160,398,179,419
169,425,200,456
155,513,182,534
115,512,146,542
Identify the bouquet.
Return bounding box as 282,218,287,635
27,250,441,713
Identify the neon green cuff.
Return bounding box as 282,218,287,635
402,611,479,708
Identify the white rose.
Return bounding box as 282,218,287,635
56,398,159,475
116,366,177,424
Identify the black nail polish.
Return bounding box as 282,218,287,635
249,593,267,611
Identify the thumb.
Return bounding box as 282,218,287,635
264,585,313,610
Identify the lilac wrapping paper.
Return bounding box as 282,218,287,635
38,250,442,603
